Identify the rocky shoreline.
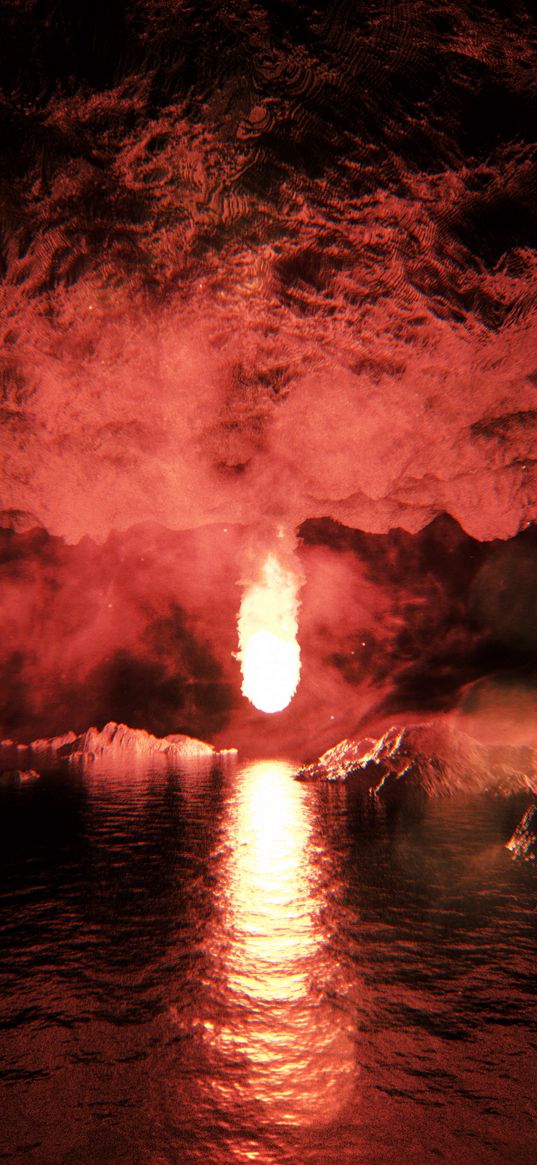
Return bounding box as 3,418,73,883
297,720,537,861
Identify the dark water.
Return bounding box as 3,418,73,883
1,757,536,1164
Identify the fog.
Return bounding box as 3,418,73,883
1,0,537,754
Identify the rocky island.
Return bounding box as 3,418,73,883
298,719,537,802
0,720,235,770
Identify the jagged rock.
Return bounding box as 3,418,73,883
506,805,537,861
29,731,78,754
297,721,537,801
30,721,218,765
67,722,215,760
0,722,235,772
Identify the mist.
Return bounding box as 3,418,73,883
1,0,537,756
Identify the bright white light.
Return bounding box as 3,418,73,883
241,629,300,714
238,552,301,714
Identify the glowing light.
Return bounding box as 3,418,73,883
241,629,300,714
226,761,316,1002
238,552,301,714
210,761,357,1127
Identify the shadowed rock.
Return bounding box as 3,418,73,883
0,768,40,786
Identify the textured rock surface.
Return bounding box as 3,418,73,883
1,721,229,767
298,721,537,800
71,721,217,762
506,804,537,861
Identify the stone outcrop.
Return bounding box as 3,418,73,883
297,721,537,801
1,722,234,768
52,721,215,763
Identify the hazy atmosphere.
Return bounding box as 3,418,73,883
2,0,537,754
1,4,537,1164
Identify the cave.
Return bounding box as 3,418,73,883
1,3,536,1162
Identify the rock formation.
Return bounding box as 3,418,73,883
297,720,537,801
1,721,234,769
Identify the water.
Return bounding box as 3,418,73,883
1,757,536,1164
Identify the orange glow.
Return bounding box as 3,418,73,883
213,761,357,1127
238,553,301,714
226,761,316,1002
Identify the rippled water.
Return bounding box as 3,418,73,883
1,758,536,1164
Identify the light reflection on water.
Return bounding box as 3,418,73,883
1,756,537,1164
208,760,357,1128
224,761,319,1002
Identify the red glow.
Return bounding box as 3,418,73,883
0,2,536,757
210,761,357,1126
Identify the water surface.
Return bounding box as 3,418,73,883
1,758,536,1164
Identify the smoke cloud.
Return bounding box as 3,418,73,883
1,2,537,546
2,2,537,753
